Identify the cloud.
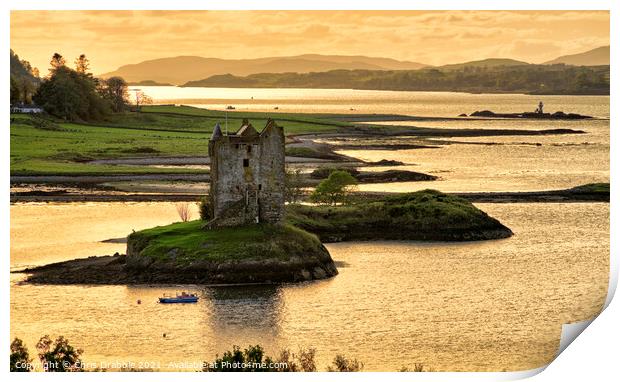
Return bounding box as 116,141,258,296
10,10,609,72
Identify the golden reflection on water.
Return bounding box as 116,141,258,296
335,119,609,193
10,202,199,269
10,202,608,371
132,86,610,118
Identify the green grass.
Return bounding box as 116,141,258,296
10,116,210,175
127,221,324,263
142,105,352,133
286,189,513,241
126,190,512,264
568,182,610,194
10,106,351,175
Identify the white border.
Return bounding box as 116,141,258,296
3,1,616,381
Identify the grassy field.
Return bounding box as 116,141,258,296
10,106,350,175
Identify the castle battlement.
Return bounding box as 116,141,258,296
207,118,285,227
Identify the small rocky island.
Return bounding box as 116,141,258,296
467,101,593,120
19,119,513,285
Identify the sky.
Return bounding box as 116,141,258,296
10,10,610,74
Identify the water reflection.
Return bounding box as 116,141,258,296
205,285,284,348
9,202,609,370
130,86,610,118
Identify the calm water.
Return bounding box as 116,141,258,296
335,127,609,192
133,86,610,118
10,202,609,371
11,89,609,371
136,86,609,193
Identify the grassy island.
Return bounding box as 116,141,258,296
287,190,513,242
127,222,326,263
121,222,337,284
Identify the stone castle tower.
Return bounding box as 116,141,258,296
207,118,285,227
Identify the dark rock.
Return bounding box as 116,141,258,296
313,267,327,279
470,109,592,119
355,170,437,183
470,110,496,117
368,159,405,166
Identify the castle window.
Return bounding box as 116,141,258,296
258,184,262,190
235,144,240,149
247,145,252,153
243,159,249,167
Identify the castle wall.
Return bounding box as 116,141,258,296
258,125,286,223
209,121,285,227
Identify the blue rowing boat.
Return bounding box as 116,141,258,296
158,292,199,303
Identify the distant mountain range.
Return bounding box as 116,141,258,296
100,54,428,85
544,45,609,66
180,64,609,95
438,58,530,70
99,46,609,86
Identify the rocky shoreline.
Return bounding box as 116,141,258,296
10,188,609,204
19,252,338,285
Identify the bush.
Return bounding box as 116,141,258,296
204,345,356,372
198,195,212,221
176,202,192,222
36,335,83,372
327,354,364,372
204,344,276,372
10,338,32,372
273,347,317,372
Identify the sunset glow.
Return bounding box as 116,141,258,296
10,10,610,74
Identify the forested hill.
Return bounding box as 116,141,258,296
182,64,609,95
10,50,39,84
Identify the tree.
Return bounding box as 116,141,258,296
285,167,305,203
20,59,32,74
10,77,20,104
49,53,66,74
10,50,40,104
134,90,153,111
99,76,129,112
10,338,32,372
36,335,83,372
74,54,90,74
18,77,35,104
310,170,358,205
33,65,110,121
176,202,192,222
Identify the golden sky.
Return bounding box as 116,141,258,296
10,10,609,74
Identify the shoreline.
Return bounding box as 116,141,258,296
9,187,610,204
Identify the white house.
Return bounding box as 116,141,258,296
11,104,44,114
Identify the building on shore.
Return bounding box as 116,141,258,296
11,103,43,114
